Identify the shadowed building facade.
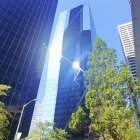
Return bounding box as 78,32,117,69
0,0,58,139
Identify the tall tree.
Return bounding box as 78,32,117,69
69,37,140,140
0,85,11,140
26,121,68,140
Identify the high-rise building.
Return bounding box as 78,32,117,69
30,0,96,139
0,0,58,139
130,0,140,77
118,22,137,77
118,21,140,116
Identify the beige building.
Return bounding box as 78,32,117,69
118,22,137,77
118,22,140,113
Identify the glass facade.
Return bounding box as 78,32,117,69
54,5,93,130
0,0,58,139
31,1,95,139
30,10,68,131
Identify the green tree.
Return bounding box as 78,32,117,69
68,106,86,131
0,84,11,140
69,37,140,140
26,121,68,140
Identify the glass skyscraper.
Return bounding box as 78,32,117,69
54,5,93,129
30,0,96,139
0,0,58,139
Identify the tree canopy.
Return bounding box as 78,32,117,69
69,37,140,140
26,121,68,140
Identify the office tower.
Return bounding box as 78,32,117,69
54,5,92,129
118,22,137,77
30,0,96,139
118,21,140,116
130,0,140,77
0,0,58,139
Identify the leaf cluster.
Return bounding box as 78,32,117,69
26,121,68,140
68,106,86,131
0,85,11,96
0,84,11,140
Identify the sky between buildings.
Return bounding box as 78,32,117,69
91,0,131,62
59,0,131,61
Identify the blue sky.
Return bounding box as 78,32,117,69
91,0,131,61
58,0,132,61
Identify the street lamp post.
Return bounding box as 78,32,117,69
14,99,37,140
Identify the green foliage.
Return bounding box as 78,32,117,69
0,84,11,140
26,121,67,140
0,85,11,96
69,37,140,139
68,106,86,131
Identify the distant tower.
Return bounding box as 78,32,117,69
118,22,136,77
118,21,140,115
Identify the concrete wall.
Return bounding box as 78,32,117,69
131,0,140,77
